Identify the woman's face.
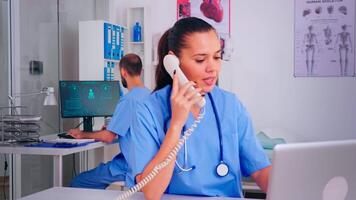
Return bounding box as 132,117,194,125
178,30,222,94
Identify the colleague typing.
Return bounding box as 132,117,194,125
69,53,151,189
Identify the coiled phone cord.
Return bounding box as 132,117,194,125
116,108,205,200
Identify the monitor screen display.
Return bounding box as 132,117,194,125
59,81,121,118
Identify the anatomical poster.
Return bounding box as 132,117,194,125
294,0,355,77
177,0,230,35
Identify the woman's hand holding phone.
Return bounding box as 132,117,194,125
170,72,203,131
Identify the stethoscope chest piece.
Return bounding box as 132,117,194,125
216,161,229,177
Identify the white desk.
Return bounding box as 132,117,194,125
19,187,257,200
0,138,116,199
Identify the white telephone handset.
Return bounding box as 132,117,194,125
116,55,205,200
163,54,206,107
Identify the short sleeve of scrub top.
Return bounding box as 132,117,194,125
107,87,150,136
107,96,132,136
233,95,271,177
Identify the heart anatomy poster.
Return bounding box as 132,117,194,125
177,0,231,61
177,0,230,36
294,0,355,77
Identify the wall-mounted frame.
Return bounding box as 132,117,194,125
177,0,232,60
177,0,230,35
294,0,355,77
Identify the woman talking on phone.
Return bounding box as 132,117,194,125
121,17,271,199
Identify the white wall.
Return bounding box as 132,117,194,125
125,0,356,142
225,0,356,142
59,0,99,81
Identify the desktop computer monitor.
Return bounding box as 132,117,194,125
59,80,121,132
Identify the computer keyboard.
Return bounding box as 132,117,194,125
47,138,95,144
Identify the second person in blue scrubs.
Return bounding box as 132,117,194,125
122,17,271,199
69,53,150,189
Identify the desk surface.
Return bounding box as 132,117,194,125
19,187,257,200
0,134,116,156
0,140,109,156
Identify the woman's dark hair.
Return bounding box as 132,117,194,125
154,17,216,91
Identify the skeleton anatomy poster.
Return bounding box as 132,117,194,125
295,0,355,77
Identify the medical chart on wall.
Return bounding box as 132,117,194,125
177,0,230,34
294,0,355,77
177,0,232,60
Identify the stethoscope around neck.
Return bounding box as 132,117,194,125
174,93,229,177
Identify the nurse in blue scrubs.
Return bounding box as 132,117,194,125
69,54,150,189
122,17,271,199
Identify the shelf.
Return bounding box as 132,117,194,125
126,5,154,89
104,58,121,62
129,41,144,44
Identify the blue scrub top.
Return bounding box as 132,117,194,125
123,85,270,197
106,87,151,178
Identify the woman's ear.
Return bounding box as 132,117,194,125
168,51,175,56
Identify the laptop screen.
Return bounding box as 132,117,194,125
267,140,356,200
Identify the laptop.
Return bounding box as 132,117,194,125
267,140,356,200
